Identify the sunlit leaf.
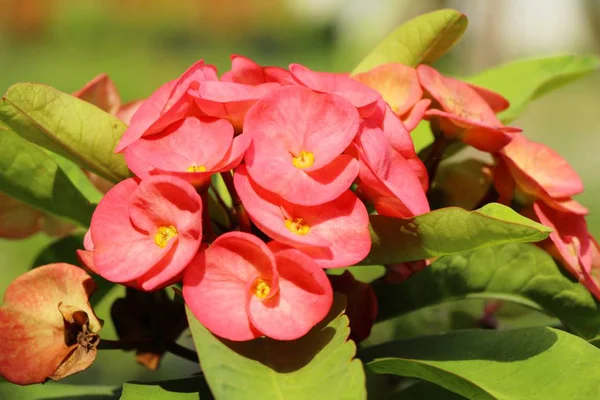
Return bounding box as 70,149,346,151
360,203,551,265
187,295,366,400
0,83,130,183
352,9,468,74
466,55,600,123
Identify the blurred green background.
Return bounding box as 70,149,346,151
0,0,599,394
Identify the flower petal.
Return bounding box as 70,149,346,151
247,248,332,340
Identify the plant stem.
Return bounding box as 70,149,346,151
220,171,252,232
200,190,216,243
209,186,234,227
424,135,450,188
98,338,199,363
166,343,200,363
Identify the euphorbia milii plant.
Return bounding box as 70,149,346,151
1,8,600,399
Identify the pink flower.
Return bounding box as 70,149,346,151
417,65,520,152
190,55,290,131
73,73,142,125
115,60,218,152
289,63,382,117
533,201,592,280
244,85,360,206
234,165,371,268
352,63,431,131
183,232,333,341
495,134,584,204
193,81,280,132
124,116,250,187
79,176,203,291
493,133,592,286
582,236,600,300
221,54,291,85
0,263,102,385
354,111,430,218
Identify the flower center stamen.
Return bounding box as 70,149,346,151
252,278,271,299
292,151,314,169
187,165,207,172
154,225,177,248
284,217,310,235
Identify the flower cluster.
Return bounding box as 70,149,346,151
77,55,434,341
493,134,599,297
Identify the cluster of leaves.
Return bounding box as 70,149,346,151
1,8,600,400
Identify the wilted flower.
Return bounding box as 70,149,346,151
0,264,102,385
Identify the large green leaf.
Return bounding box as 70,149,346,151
0,83,130,183
467,55,600,123
360,203,551,265
0,127,99,226
364,327,600,400
187,295,366,400
373,242,600,340
120,377,213,400
0,381,118,399
352,9,468,74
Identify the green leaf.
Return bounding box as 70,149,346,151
373,242,600,340
187,294,366,400
0,381,118,399
393,381,467,399
364,327,600,400
360,203,551,265
120,376,213,400
0,127,99,226
0,83,130,183
352,9,468,74
466,55,600,123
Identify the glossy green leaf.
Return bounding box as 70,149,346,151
0,381,118,399
352,9,468,74
365,327,600,400
393,381,467,400
360,203,551,265
467,55,600,123
374,243,600,340
0,83,130,183
0,127,98,226
120,377,213,400
187,295,366,400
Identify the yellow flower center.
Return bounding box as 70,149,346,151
187,165,207,172
252,278,271,299
154,225,177,248
284,218,310,235
292,151,314,169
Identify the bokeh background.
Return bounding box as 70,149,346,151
0,0,599,393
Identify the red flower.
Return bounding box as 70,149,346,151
234,165,371,268
494,133,593,293
0,264,102,385
183,232,333,341
352,63,431,131
115,60,218,152
221,54,290,85
124,116,249,187
244,85,360,206
289,63,382,117
417,65,520,152
79,176,203,291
